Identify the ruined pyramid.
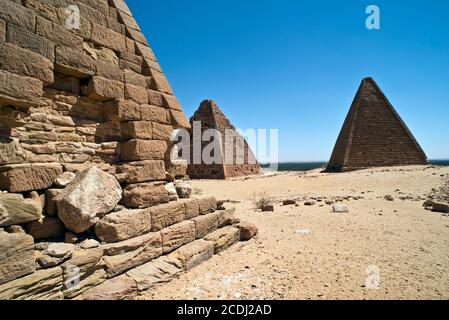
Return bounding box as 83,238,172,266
0,0,257,300
326,77,427,172
187,100,261,179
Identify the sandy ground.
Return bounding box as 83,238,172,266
145,165,449,300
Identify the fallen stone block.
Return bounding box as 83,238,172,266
172,239,214,271
57,167,122,233
150,201,186,232
0,193,43,227
203,226,240,254
161,220,196,254
0,163,62,193
120,182,170,209
126,255,183,292
27,217,66,240
0,267,63,300
237,221,259,241
0,231,35,285
192,212,220,239
101,232,162,277
82,274,137,300
116,160,166,184
196,196,218,215
95,208,151,243
120,139,167,161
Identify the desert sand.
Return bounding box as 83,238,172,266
144,165,449,300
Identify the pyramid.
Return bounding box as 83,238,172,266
187,100,261,179
326,77,427,172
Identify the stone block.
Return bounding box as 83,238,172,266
6,24,55,61
120,139,167,161
237,221,259,241
141,105,169,124
147,89,164,107
0,0,36,32
0,139,26,166
87,76,125,101
26,217,65,240
203,226,240,254
36,16,83,48
82,274,137,300
125,84,148,104
172,239,214,271
121,121,152,140
0,163,63,193
91,23,126,53
160,220,195,253
182,198,200,220
169,109,191,129
150,201,186,232
192,212,220,239
55,45,96,78
103,100,141,122
152,122,173,141
120,182,170,209
116,160,166,184
197,197,218,215
0,70,43,107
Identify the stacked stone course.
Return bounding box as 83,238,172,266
0,0,258,300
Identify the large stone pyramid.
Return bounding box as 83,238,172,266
187,100,261,179
326,77,427,172
0,0,257,300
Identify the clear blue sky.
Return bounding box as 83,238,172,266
128,0,449,162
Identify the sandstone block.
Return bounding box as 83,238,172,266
192,212,220,239
27,217,66,240
175,180,193,198
163,94,182,111
237,221,259,241
217,208,239,228
432,202,449,213
135,41,156,61
0,70,43,107
45,189,63,216
116,160,166,184
6,24,55,61
95,209,151,243
61,247,104,281
82,274,137,300
161,220,195,253
87,76,124,101
124,69,146,87
147,89,164,107
63,269,107,299
203,226,240,254
0,0,36,32
150,201,186,232
148,70,173,94
141,105,169,124
96,60,124,82
182,198,200,220
0,193,42,227
0,163,62,193
172,239,214,271
0,267,63,300
0,43,54,85
121,121,152,140
125,84,148,104
57,167,122,233
126,255,183,292
152,122,173,141
120,182,170,209
36,16,83,48
167,159,188,177
103,100,141,122
120,139,167,161
91,23,126,53
55,45,96,78
102,232,162,277
169,109,191,129
0,231,35,285
197,197,218,215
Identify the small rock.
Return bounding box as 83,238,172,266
237,221,258,241
304,201,315,206
332,204,349,213
80,239,100,249
283,200,296,206
54,172,76,188
261,205,274,212
384,195,394,201
46,243,75,258
175,181,193,199
4,225,26,234
296,229,311,236
432,202,449,213
164,183,179,201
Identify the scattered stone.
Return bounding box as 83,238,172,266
4,225,26,234
261,205,274,212
283,200,296,206
57,167,122,233
237,221,258,241
296,229,312,236
332,204,349,213
80,239,100,250
217,208,240,228
46,243,75,258
175,181,193,199
54,172,76,188
304,200,316,206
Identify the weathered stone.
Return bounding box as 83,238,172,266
46,243,76,258
150,201,186,232
332,204,349,213
95,209,151,243
57,167,122,233
165,182,179,201
45,189,62,216
182,198,200,220
36,16,83,48
82,274,137,300
116,160,166,184
217,208,239,228
121,121,152,140
91,23,126,53
61,247,104,281
103,100,141,122
102,232,162,277
203,226,240,254
175,181,193,198
432,202,449,213
126,255,183,292
87,76,124,101
283,200,296,206
0,231,35,285
147,89,164,107
96,60,124,82
120,139,167,161
167,159,188,177
169,109,191,129
0,267,63,300
124,69,146,87
0,193,43,227
160,220,195,254
54,172,76,188
172,239,214,271
120,182,170,209
55,45,96,78
0,19,4,44
237,221,259,241
0,163,62,193
63,269,107,299
192,212,220,239
197,197,218,215
0,70,43,107
142,105,169,124
80,239,100,249
125,84,148,104
37,252,70,268
0,0,36,32
152,122,173,141
261,205,274,212
0,43,54,85
6,23,54,61
27,217,66,240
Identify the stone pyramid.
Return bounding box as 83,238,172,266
0,0,257,300
187,100,261,179
326,77,427,172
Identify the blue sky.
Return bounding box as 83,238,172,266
128,0,449,162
